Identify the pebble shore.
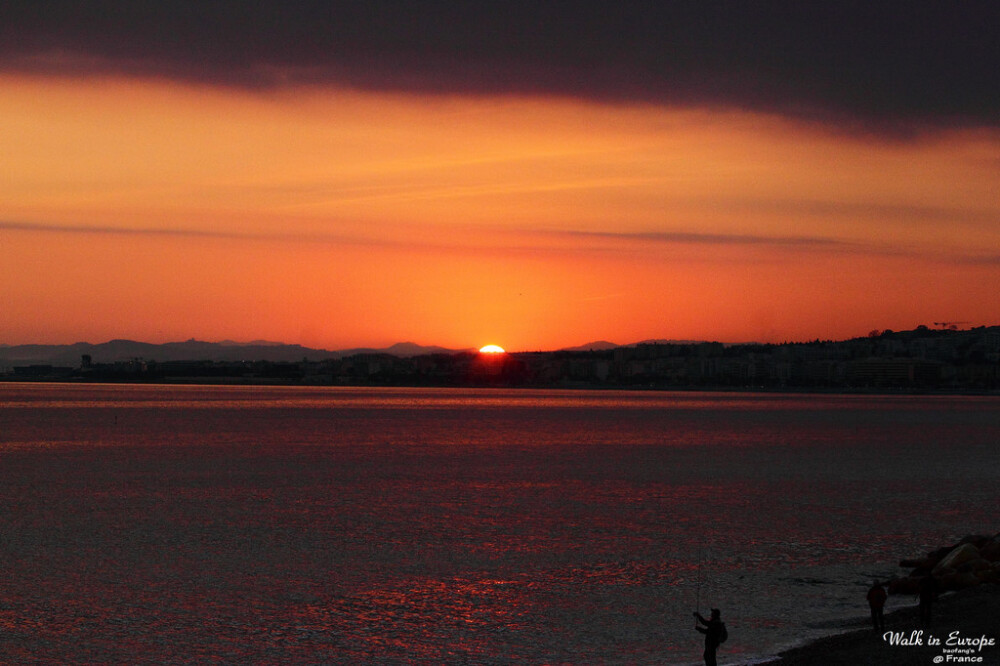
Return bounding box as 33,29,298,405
772,584,999,665
769,534,1000,666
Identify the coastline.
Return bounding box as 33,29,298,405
759,584,1000,665
3,325,999,393
2,376,999,397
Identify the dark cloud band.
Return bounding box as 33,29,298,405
2,1,998,132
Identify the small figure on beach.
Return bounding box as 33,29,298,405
866,580,887,631
918,575,937,627
694,608,727,666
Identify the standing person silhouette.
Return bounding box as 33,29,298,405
694,608,726,666
867,580,887,631
918,575,937,628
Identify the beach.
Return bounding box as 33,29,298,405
770,583,1000,665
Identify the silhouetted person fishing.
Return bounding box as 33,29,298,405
694,608,727,666
867,580,887,631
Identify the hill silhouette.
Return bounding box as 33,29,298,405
0,339,472,366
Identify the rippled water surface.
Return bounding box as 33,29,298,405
1,384,999,664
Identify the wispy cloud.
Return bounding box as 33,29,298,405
535,227,1000,265
0,219,367,246
699,197,1000,227
557,229,860,250
6,219,998,266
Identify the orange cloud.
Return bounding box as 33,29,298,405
2,74,998,349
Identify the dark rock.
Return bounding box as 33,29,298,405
926,545,954,562
980,541,1000,562
933,543,981,574
958,534,991,548
887,576,920,595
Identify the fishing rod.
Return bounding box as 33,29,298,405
695,548,703,613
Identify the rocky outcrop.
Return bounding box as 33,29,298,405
887,533,1000,595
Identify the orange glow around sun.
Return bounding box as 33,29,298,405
1,74,998,349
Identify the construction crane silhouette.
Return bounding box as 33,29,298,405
933,321,970,330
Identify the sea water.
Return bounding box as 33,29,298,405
1,384,998,664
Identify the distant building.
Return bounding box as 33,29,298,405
847,358,942,386
13,365,75,379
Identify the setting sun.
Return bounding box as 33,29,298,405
479,345,506,354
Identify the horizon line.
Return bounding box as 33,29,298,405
3,323,997,357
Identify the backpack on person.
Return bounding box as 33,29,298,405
719,623,728,644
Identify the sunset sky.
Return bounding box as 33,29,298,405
2,2,998,351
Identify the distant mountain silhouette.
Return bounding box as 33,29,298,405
557,339,714,353
0,339,474,366
559,341,620,352
385,342,464,356
217,339,286,347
